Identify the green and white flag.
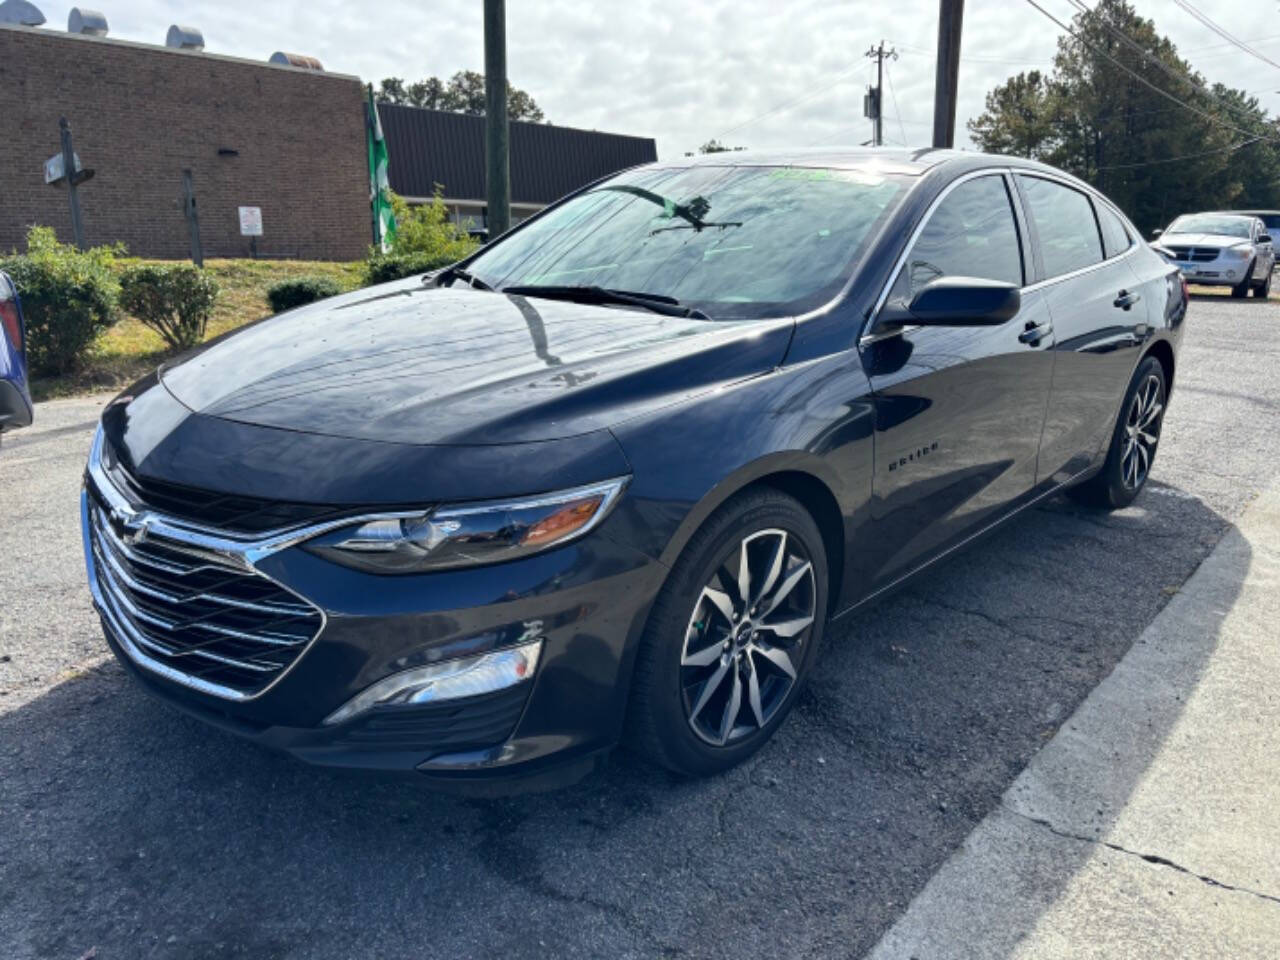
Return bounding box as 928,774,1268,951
366,87,397,252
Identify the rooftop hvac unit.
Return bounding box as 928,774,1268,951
165,24,203,50
269,51,324,70
0,0,46,26
68,7,107,36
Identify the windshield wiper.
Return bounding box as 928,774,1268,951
598,185,742,233
432,265,493,291
501,284,711,320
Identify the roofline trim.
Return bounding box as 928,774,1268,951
0,22,361,82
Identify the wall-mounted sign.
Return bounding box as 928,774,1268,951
44,152,90,185
238,206,263,236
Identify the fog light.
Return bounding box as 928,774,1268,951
323,639,542,726
1227,270,1237,278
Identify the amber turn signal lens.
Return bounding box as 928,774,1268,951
521,496,604,547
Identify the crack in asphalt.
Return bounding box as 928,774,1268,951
465,799,689,957
1002,803,1280,908
916,597,1099,648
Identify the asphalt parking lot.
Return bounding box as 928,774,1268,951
3,292,1279,960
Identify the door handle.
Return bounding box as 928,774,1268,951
1018,320,1052,345
1114,289,1141,310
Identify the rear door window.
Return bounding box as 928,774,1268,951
1018,176,1104,279
890,174,1024,301
1095,202,1132,259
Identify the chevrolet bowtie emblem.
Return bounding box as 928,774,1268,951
121,522,149,546
109,505,149,545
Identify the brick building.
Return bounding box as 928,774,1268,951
0,23,369,261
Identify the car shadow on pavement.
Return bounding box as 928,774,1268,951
0,481,1244,960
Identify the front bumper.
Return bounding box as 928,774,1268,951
1171,254,1256,285
82,476,667,789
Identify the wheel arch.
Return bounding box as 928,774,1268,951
1143,338,1175,396
652,454,851,618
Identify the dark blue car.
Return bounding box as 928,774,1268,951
82,150,1183,790
0,270,33,445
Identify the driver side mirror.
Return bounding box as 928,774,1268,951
1151,228,1164,239
878,277,1021,331
1259,233,1273,245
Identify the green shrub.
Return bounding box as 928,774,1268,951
266,275,344,313
0,226,121,376
364,250,459,285
119,264,219,349
364,187,477,286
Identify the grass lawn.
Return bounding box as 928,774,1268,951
32,258,365,401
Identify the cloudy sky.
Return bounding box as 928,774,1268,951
26,0,1280,156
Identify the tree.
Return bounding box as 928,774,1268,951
967,70,1059,160
968,0,1278,234
684,139,747,156
377,71,545,122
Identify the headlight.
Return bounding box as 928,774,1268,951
1225,246,1253,260
304,477,628,573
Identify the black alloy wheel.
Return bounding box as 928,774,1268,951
626,489,828,776
1067,355,1167,510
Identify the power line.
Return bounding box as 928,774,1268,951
1062,0,1270,132
884,57,908,147
1181,32,1280,57
1096,135,1263,170
1170,0,1280,73
1019,0,1280,145
698,62,867,149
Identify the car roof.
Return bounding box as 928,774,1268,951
658,146,1076,179
1182,211,1260,221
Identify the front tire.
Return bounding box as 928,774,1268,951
1066,356,1167,510
626,489,828,777
1232,262,1254,298
1253,265,1272,298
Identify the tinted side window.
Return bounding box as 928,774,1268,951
1096,201,1132,259
891,174,1023,301
1018,176,1104,278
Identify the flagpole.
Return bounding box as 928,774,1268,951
366,84,381,249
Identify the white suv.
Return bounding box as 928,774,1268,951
1153,212,1275,298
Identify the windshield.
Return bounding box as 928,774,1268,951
465,164,911,319
1167,214,1253,239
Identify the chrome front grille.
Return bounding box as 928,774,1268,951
87,495,323,697
1165,246,1218,263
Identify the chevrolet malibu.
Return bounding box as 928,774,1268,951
83,149,1184,790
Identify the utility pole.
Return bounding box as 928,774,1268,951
864,41,897,147
483,0,510,239
58,117,87,250
933,0,965,148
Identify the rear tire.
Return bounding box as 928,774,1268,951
1066,355,1166,510
626,489,828,777
1232,262,1254,298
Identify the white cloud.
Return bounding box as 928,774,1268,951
29,0,1280,158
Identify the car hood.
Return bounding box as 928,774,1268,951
1160,232,1252,249
159,278,794,445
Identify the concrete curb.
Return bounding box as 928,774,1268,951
867,485,1280,959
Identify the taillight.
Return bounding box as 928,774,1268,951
1179,275,1190,302
0,299,20,353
